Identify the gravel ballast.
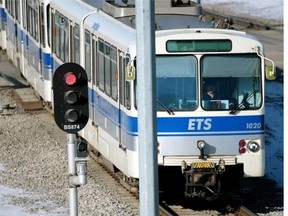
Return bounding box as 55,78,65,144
0,90,140,215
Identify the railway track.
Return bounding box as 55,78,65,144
159,200,257,216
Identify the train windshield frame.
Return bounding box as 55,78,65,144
201,54,262,111
156,55,198,111
134,53,262,112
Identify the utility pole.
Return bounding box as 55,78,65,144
135,0,159,215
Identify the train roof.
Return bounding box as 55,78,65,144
51,0,136,51
51,0,95,22
82,0,213,30
82,0,203,16
51,0,260,54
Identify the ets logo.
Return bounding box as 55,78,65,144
188,118,212,131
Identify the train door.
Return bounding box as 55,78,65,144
110,45,120,146
84,29,93,125
14,0,20,54
38,2,45,76
91,36,97,129
118,53,131,151
5,0,16,62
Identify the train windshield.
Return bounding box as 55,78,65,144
156,55,197,111
147,54,261,113
201,54,262,111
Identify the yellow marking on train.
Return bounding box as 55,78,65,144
193,162,214,169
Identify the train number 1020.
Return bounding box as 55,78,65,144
246,122,262,129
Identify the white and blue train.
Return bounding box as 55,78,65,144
0,0,276,200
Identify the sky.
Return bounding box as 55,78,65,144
0,0,284,215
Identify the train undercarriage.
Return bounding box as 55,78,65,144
159,161,244,201
89,145,243,201
181,159,225,201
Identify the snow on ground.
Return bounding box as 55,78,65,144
201,0,283,22
0,185,67,216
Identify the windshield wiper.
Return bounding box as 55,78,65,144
229,90,258,114
156,99,175,115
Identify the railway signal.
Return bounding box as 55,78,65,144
76,140,88,158
53,63,90,216
52,63,89,133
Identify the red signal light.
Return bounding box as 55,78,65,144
64,72,77,86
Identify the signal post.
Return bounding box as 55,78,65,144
53,63,89,216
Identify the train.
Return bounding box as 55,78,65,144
0,0,276,200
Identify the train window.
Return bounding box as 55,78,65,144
27,0,39,41
85,30,91,81
166,40,232,52
63,18,69,62
92,39,97,86
105,43,111,96
125,55,131,110
6,0,13,16
54,13,60,58
156,55,197,111
46,4,50,48
73,24,80,64
15,0,20,23
119,53,124,105
22,0,27,29
97,39,119,102
111,46,118,101
51,11,56,54
201,54,262,111
55,12,69,62
98,39,105,91
119,54,131,109
39,3,45,47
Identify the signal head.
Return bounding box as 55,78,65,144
53,63,89,133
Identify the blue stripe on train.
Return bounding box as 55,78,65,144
0,8,7,22
89,88,264,136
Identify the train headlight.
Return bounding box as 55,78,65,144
197,140,206,150
247,141,260,153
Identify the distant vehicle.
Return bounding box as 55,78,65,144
1,0,276,200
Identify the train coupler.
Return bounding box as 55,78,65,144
181,159,225,200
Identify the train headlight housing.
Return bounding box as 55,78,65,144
247,141,260,153
197,140,206,150
197,140,206,159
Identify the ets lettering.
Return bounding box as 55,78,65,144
188,118,212,130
